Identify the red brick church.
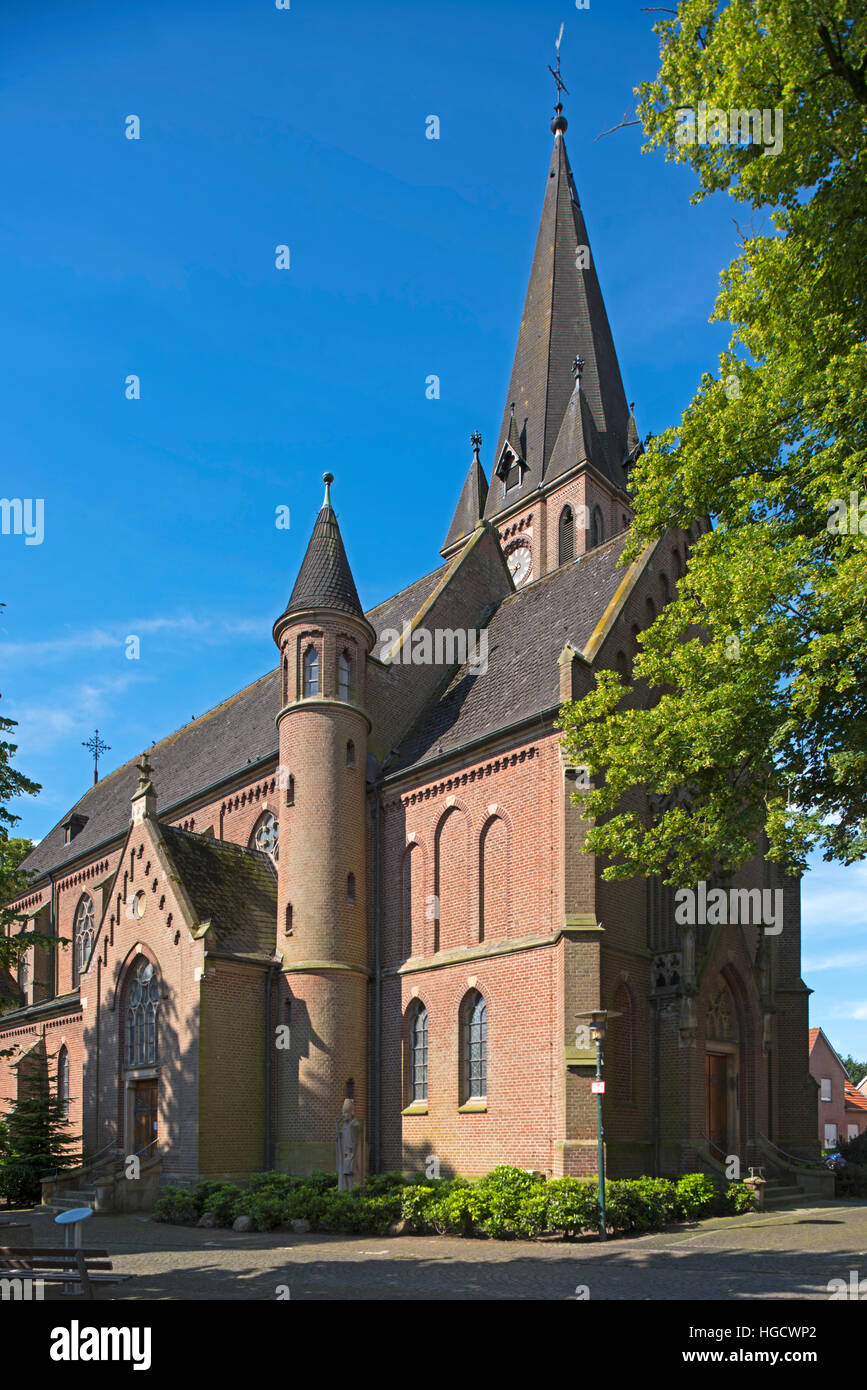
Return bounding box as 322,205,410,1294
1,106,817,1204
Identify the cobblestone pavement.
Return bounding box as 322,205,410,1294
8,1199,867,1300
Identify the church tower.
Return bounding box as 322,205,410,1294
442,99,642,584
272,473,375,1173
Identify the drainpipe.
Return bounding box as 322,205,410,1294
372,783,383,1173
651,996,660,1175
264,961,277,1170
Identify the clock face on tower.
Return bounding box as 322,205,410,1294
506,540,532,587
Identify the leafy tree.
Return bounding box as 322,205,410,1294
559,0,867,883
0,627,58,1013
0,1061,78,1207
842,1054,867,1087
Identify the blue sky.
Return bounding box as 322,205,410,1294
1,0,863,1058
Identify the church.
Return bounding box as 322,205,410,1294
0,101,817,1206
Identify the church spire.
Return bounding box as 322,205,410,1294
276,473,365,624
483,97,632,522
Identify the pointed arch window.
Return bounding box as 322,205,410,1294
74,894,95,984
407,1003,428,1104
303,645,319,697
338,650,352,702
126,959,159,1068
461,990,487,1102
591,506,605,548
558,505,574,565
251,811,279,864
57,1046,70,1117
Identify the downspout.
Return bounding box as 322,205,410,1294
653,995,661,1178
372,782,383,1173
264,961,277,1170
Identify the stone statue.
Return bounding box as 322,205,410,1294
336,1098,365,1191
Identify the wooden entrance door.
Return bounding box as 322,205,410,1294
705,1053,727,1153
132,1078,158,1154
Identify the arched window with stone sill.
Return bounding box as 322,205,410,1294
303,645,319,698
460,989,487,1103
406,1001,428,1105
338,649,352,702
591,506,605,548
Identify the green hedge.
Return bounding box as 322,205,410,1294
154,1164,755,1238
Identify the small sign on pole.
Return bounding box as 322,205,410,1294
591,1080,605,1094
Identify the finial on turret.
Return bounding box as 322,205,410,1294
471,431,482,462
572,355,585,382
322,471,334,507
549,24,569,135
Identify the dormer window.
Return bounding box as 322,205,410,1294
62,813,88,845
496,443,525,496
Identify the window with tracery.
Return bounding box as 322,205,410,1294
126,959,159,1068
74,895,95,982
252,811,279,863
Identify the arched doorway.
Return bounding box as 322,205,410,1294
704,981,741,1158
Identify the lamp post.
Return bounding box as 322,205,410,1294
575,1008,620,1242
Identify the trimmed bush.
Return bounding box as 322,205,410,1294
546,1178,598,1237
153,1186,198,1224
155,1166,748,1238
675,1173,722,1218
725,1183,758,1214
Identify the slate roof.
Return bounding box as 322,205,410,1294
18,568,450,885
442,457,489,554
388,533,629,775
484,131,632,519
278,500,364,621
159,825,277,961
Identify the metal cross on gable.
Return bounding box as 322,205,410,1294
82,728,111,785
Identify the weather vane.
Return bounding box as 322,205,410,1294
548,23,569,105
82,728,111,785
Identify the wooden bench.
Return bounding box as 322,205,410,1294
0,1247,114,1299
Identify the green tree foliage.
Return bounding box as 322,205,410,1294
559,0,867,883
0,1061,78,1207
0,632,58,1012
842,1054,867,1086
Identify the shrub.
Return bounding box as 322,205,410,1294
198,1182,246,1227
836,1162,867,1199
400,1184,439,1232
153,1186,198,1224
427,1184,489,1236
840,1131,867,1166
725,1183,757,1214
546,1178,598,1237
250,1191,286,1231
675,1173,722,1219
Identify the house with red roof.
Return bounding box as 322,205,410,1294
809,1027,867,1148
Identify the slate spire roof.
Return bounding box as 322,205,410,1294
484,126,632,519
278,472,365,621
442,434,490,554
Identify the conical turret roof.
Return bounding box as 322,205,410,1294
278,474,364,621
